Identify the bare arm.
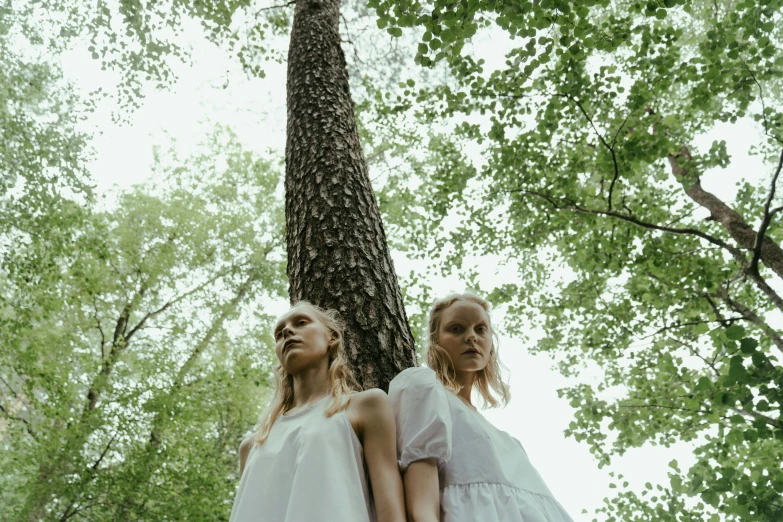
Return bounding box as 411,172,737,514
403,459,440,522
351,389,406,522
238,437,254,478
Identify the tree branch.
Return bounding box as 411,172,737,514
750,147,783,276
512,188,783,314
0,401,37,440
700,292,731,327
255,0,295,14
738,55,783,146
514,188,744,256
667,335,720,377
90,432,118,471
124,269,232,342
713,286,783,356
92,295,106,360
730,406,781,429
618,402,713,416
149,272,258,447
639,317,742,341
668,146,783,281
562,94,623,211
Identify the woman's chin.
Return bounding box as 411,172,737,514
455,363,489,374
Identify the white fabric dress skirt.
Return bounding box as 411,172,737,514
389,367,573,522
229,396,374,522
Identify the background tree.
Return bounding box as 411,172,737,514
3,125,287,520
370,0,783,520
15,0,783,519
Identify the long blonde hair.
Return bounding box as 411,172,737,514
254,301,360,444
426,293,510,408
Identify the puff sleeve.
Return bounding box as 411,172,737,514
388,367,453,472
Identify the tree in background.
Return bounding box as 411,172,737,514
12,0,783,519
369,0,783,519
3,121,287,519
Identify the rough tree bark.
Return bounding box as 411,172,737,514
285,0,416,390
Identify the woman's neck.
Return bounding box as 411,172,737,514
290,362,330,408
455,371,476,406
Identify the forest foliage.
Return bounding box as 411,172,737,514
2,0,783,520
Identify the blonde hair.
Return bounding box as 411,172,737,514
426,293,510,408
254,301,360,444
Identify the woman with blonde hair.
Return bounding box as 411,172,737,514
230,301,405,522
389,293,573,522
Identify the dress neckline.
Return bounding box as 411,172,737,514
449,390,487,419
281,395,329,419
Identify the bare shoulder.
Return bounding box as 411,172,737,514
239,436,255,456
347,388,394,432
350,388,390,410
238,436,255,476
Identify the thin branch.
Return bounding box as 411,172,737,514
125,268,234,342
701,292,731,327
561,93,623,211
92,296,106,360
664,204,702,227
611,113,632,148
0,374,23,400
618,403,714,416
667,335,720,377
638,317,742,341
730,406,780,428
739,56,783,146
0,402,37,440
147,267,263,449
744,257,783,314
8,222,44,240
713,286,783,356
516,189,743,254
255,0,295,15
90,432,118,471
750,147,783,275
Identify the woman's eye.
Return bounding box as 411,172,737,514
298,319,307,326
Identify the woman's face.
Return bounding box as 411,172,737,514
437,300,492,376
273,305,332,374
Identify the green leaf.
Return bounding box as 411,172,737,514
739,337,758,354
725,324,745,340
695,376,712,392
728,356,750,384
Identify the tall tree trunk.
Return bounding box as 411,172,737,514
285,0,416,390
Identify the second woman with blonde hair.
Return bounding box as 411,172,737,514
230,301,405,522
389,293,573,522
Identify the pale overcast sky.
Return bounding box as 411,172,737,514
55,13,776,520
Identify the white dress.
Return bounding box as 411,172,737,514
230,396,375,522
389,367,573,522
